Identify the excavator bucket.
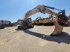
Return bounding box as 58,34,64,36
50,17,63,36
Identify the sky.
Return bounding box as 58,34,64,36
0,0,70,22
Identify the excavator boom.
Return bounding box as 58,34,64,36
24,5,58,20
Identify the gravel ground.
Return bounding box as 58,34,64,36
0,26,70,52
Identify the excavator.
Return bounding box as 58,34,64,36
33,15,54,26
18,5,69,36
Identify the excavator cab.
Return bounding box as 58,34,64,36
18,18,34,30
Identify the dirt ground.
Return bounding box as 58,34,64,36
0,26,70,52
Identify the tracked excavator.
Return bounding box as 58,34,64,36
33,15,54,26
18,5,69,36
